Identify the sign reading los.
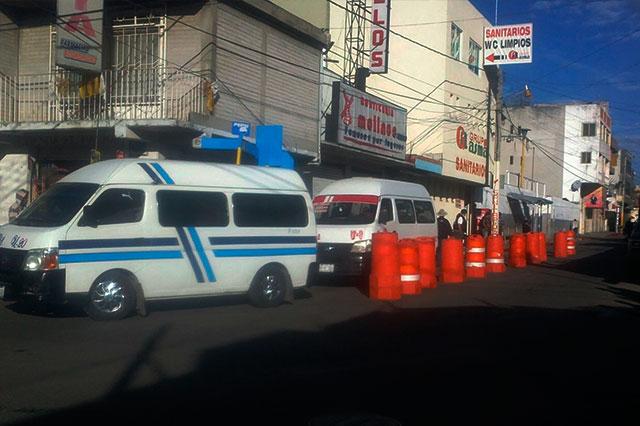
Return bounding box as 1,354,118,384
483,23,532,65
370,0,391,73
328,81,407,160
56,0,103,72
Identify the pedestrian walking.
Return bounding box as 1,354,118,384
453,208,467,239
572,219,579,235
8,189,28,222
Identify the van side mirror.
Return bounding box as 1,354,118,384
81,205,98,228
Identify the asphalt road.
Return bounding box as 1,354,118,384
1,235,639,425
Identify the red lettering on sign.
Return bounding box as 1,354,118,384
65,0,96,37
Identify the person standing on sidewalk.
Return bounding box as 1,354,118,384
453,208,467,239
436,209,452,259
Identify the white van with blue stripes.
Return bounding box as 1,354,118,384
0,160,316,320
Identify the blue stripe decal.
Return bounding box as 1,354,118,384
213,247,317,258
138,163,163,184
209,236,317,245
176,227,204,283
152,163,175,185
59,250,182,264
188,227,216,283
59,238,179,250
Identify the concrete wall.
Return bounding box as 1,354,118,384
18,26,50,75
0,154,29,225
269,0,330,29
505,105,566,198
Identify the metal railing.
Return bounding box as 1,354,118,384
503,170,547,197
0,67,209,124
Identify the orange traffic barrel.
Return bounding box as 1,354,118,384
416,237,437,288
369,231,401,300
554,231,568,258
486,235,506,273
465,234,486,279
566,230,576,255
441,237,464,283
537,232,548,263
526,232,541,264
399,239,421,295
509,233,527,268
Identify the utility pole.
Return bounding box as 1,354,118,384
519,136,526,188
491,69,502,236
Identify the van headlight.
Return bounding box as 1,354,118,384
23,248,59,271
351,239,372,254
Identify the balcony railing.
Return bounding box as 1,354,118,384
0,68,209,124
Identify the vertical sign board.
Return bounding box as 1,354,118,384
56,0,103,73
370,0,391,73
329,81,407,160
483,23,533,65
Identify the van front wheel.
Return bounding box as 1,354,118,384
85,272,136,321
248,265,288,308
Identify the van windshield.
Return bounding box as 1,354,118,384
13,183,99,228
314,199,378,225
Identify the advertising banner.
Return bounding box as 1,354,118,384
483,23,532,65
370,0,391,73
441,125,488,184
56,0,103,73
328,81,407,160
583,186,604,209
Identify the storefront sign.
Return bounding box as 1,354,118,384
441,125,487,184
584,186,604,209
370,0,391,73
56,0,103,73
483,23,533,65
328,81,407,160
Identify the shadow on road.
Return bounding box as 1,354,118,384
12,303,640,425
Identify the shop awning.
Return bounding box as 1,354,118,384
507,192,553,205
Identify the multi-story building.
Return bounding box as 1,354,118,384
609,144,635,230
0,0,329,221
319,0,496,219
506,102,613,232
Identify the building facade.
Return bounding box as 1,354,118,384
0,0,329,221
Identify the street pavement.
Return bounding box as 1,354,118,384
1,235,639,425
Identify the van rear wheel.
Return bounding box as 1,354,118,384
248,265,288,308
85,271,136,321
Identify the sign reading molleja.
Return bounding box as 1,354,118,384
483,23,532,65
56,0,103,72
328,81,407,160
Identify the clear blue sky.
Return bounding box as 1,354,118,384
470,0,640,173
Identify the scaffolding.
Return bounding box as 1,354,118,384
342,0,367,85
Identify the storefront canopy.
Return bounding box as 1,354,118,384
507,192,553,205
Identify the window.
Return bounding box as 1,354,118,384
233,193,308,227
582,122,596,137
378,198,393,224
81,188,145,226
14,183,98,227
450,23,462,59
395,199,416,224
157,190,228,227
315,200,377,225
468,39,480,75
414,200,435,224
581,152,592,164
510,155,514,165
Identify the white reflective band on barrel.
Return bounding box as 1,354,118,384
400,274,421,282
567,245,575,249
486,258,505,264
465,262,486,268
467,248,486,253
